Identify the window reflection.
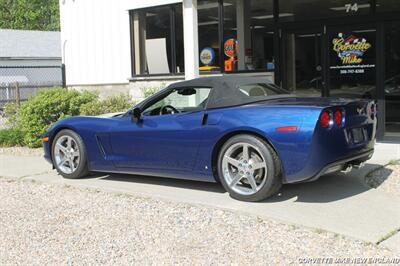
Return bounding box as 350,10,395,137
385,22,400,136
131,5,184,75
279,0,371,22
223,0,274,72
328,29,376,99
282,31,322,97
377,0,400,12
198,0,221,72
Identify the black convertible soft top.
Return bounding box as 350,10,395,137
168,75,291,109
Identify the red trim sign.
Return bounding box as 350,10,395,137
224,39,238,58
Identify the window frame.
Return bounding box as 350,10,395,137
198,0,277,75
129,3,183,77
140,86,214,116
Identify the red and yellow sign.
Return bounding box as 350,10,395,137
224,39,238,58
332,34,371,65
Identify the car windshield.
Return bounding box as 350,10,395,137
142,87,212,116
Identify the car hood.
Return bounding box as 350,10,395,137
95,112,125,118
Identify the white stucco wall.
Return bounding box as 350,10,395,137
60,0,128,86
60,0,185,86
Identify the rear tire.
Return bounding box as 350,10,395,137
217,134,282,202
52,129,89,179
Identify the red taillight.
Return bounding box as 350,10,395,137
334,110,343,126
320,111,331,128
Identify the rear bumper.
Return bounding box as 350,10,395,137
292,148,374,184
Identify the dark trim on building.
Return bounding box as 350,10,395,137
218,0,225,73
129,10,135,77
170,5,177,74
61,63,66,88
376,21,385,140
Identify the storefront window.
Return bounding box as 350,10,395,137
279,0,372,22
377,0,400,12
175,5,185,73
131,4,184,75
384,22,400,136
282,30,323,97
328,27,376,99
197,0,275,73
198,0,221,73
223,0,275,73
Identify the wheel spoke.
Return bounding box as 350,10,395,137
67,137,72,149
230,174,243,188
224,156,241,168
242,144,250,161
68,159,75,172
72,150,80,158
247,175,258,192
252,162,266,170
56,143,67,153
58,157,67,167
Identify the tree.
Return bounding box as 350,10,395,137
0,0,60,31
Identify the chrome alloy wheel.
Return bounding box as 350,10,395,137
54,136,80,174
222,142,268,195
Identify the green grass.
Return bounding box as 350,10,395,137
0,128,25,147
388,159,400,166
376,228,400,245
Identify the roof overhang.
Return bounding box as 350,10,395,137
123,0,182,10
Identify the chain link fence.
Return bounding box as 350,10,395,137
0,65,65,109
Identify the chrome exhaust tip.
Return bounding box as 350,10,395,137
353,162,365,169
341,164,353,174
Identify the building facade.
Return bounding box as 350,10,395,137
0,29,62,106
0,29,62,82
59,0,400,140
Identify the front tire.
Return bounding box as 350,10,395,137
52,129,89,179
217,134,282,202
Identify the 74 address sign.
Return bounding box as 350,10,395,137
345,3,359,13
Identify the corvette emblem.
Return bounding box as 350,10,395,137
357,107,364,115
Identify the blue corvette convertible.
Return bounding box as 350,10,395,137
43,76,376,201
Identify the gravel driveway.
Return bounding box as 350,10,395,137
366,163,400,199
0,177,395,265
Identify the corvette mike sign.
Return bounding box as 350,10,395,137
330,32,375,75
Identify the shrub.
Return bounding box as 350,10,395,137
3,102,20,117
0,128,25,147
3,102,21,128
142,85,165,98
79,94,134,116
18,88,98,148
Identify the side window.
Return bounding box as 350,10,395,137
238,83,282,97
143,87,212,116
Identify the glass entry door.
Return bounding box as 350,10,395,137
327,26,376,99
281,29,323,97
384,22,400,137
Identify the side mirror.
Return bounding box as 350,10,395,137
131,107,142,123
